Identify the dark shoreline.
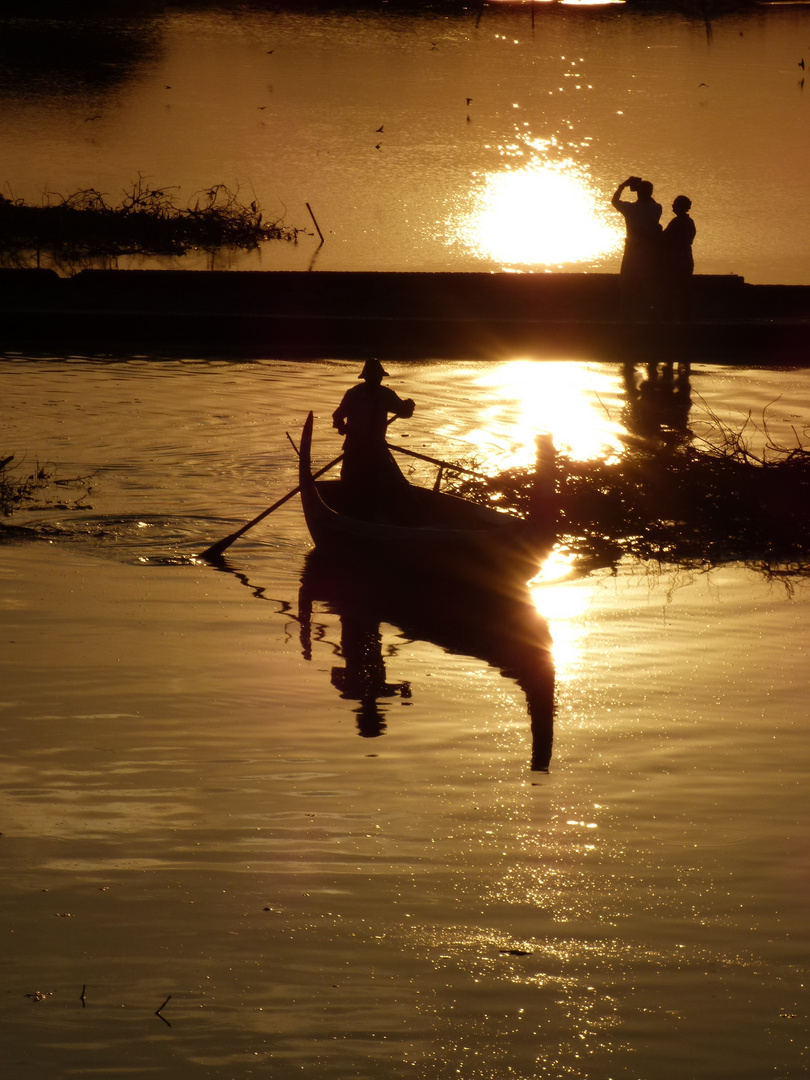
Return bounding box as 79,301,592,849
2,268,809,362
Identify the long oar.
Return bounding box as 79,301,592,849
386,441,488,479
198,453,343,561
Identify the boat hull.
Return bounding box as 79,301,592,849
298,413,552,586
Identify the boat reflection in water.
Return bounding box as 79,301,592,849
298,550,556,771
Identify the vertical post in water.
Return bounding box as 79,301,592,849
530,432,557,531
306,202,325,246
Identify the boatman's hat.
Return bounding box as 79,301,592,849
359,357,389,380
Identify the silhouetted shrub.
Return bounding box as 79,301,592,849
0,178,301,267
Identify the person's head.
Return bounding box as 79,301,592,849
359,357,389,383
672,195,692,215
637,180,654,201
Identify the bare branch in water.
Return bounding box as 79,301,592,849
451,411,810,576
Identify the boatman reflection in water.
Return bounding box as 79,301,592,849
329,613,412,739
332,358,415,517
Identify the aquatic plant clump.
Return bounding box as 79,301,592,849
0,455,52,517
453,419,810,574
0,179,301,264
0,454,95,523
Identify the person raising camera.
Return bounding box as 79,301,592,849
611,175,663,319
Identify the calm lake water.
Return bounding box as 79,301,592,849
2,3,810,1078
1,355,809,1079
1,1,810,281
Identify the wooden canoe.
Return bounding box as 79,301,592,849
298,411,553,586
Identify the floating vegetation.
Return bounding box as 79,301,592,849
0,455,93,520
0,455,52,517
0,177,302,268
452,410,810,578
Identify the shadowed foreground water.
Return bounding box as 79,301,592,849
1,356,808,1078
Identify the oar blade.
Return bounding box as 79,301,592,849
198,533,239,561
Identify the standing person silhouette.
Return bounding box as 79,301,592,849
612,176,663,320
660,195,696,322
332,358,415,516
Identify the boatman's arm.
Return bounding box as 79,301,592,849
384,387,415,420
332,397,349,435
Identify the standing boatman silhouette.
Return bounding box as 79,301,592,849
332,358,415,516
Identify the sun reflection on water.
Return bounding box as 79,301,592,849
458,154,622,269
558,0,625,6
529,551,595,681
490,0,624,5
471,360,625,468
428,362,626,681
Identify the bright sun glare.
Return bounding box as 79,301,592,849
528,551,595,680
471,360,625,466
459,159,622,268
489,0,625,6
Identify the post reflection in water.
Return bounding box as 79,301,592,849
298,551,557,771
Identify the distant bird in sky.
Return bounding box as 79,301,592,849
267,49,274,54
375,142,381,150
698,82,708,88
466,97,473,106
429,41,437,50
84,115,101,122
165,85,171,89
800,58,806,69
375,124,384,133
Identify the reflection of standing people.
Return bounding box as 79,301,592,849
623,361,692,441
332,358,415,514
660,195,696,322
612,176,662,319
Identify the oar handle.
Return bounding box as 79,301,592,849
199,452,342,560
241,453,343,531
202,412,404,560
386,441,486,479
220,486,300,543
